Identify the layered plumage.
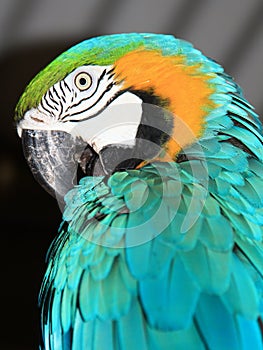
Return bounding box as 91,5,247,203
15,33,263,349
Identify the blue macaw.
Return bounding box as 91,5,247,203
15,33,263,349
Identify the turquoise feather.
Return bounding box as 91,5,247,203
221,255,259,319
139,255,200,330
195,295,241,350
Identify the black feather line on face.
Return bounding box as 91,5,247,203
130,88,173,149
130,88,169,109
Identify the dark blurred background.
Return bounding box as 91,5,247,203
1,0,262,348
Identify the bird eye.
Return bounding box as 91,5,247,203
74,72,92,91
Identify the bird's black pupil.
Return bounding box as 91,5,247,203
79,77,87,86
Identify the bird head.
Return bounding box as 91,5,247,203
15,33,221,200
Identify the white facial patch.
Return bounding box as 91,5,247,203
70,92,143,152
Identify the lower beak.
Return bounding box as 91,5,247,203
22,129,87,200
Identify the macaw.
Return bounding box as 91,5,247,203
15,33,263,350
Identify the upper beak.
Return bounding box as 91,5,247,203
21,129,88,201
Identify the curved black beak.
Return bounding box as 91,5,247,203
21,129,87,201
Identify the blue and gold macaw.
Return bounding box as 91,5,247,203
15,33,263,349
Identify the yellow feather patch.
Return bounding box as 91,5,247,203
114,50,217,159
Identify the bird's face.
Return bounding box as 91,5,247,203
15,33,218,200
17,64,143,149
17,64,145,199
